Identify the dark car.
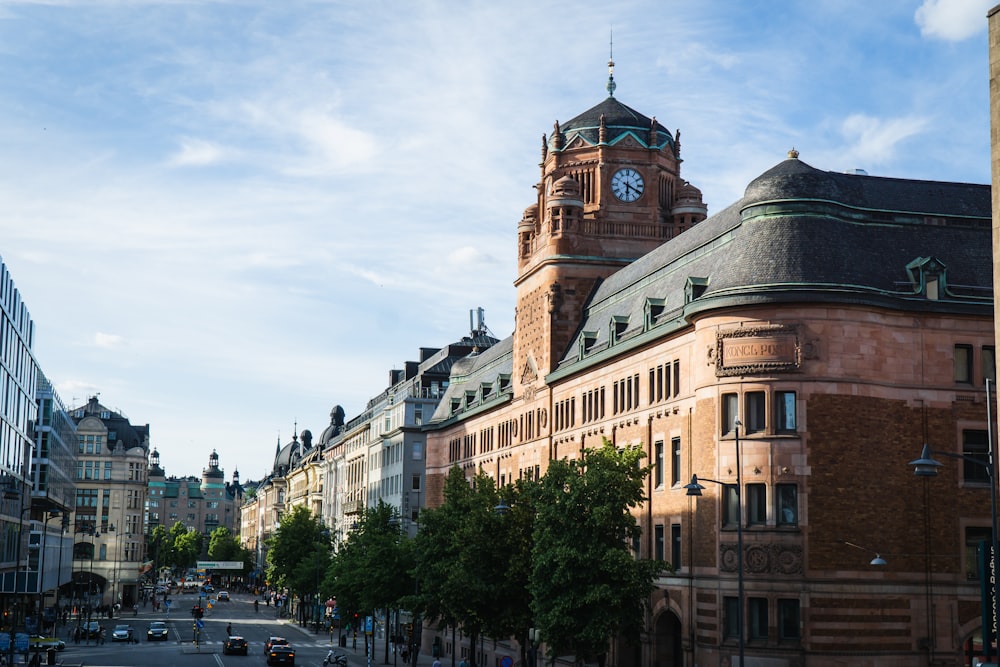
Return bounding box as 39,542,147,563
223,635,248,655
264,637,288,653
73,621,101,640
266,645,295,666
146,621,169,641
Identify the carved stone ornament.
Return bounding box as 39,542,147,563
719,542,802,575
716,324,801,377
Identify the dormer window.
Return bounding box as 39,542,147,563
579,331,598,359
906,256,947,300
609,316,629,346
644,298,666,330
685,277,708,303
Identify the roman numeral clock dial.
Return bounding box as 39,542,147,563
611,168,644,202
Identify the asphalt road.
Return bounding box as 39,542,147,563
42,591,409,667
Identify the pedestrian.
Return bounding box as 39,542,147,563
460,658,468,667
226,623,232,636
432,658,441,667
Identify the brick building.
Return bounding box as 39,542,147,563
423,74,994,667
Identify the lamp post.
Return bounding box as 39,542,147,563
54,513,69,625
685,417,744,666
37,509,62,635
910,439,999,660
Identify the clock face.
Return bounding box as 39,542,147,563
611,168,644,202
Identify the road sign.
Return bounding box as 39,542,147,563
196,619,204,629
365,616,373,634
14,633,28,652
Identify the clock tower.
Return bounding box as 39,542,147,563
513,61,706,397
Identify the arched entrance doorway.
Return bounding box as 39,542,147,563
652,610,683,666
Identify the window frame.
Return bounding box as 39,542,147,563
748,597,768,641
722,393,739,436
744,391,766,434
955,344,974,384
778,599,801,641
746,483,767,526
776,484,798,527
775,390,797,433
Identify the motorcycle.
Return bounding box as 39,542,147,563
324,650,348,667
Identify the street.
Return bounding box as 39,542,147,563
44,591,423,667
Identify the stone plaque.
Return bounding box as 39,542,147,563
717,326,800,376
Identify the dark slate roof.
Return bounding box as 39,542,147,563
557,97,674,151
554,156,992,372
428,336,514,425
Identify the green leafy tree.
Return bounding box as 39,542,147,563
266,505,330,624
530,439,664,667
173,527,203,571
328,501,413,637
147,525,171,577
413,468,517,667
207,526,241,561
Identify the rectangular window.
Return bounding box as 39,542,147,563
965,526,992,580
723,596,741,641
104,462,112,480
963,429,990,484
775,391,797,432
955,344,973,384
411,474,420,491
745,391,766,434
776,484,798,526
670,523,681,568
748,597,768,641
722,485,739,529
672,360,680,397
778,599,801,640
747,483,766,525
722,393,738,435
671,437,681,486
654,524,665,561
985,346,997,384
654,441,664,487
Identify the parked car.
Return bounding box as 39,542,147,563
223,635,248,655
146,621,169,641
217,590,230,601
267,645,295,666
111,624,133,642
264,637,289,653
28,635,65,652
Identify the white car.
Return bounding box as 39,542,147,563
111,624,133,642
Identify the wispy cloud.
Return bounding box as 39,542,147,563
839,113,931,165
915,0,993,42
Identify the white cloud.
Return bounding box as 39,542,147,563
94,332,125,348
915,0,992,41
838,113,930,165
167,137,229,167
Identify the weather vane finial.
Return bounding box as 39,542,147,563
606,27,616,98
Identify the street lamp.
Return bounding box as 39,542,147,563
685,417,744,666
910,441,999,661
37,509,63,634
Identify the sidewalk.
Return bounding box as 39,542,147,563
278,619,439,667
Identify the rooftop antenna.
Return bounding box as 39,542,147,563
607,27,616,98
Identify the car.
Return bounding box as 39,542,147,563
73,621,101,640
264,637,289,653
111,624,133,642
28,635,65,652
217,590,230,601
266,645,295,666
146,621,169,641
223,635,248,655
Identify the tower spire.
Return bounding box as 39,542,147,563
606,28,616,98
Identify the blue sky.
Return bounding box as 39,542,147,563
0,0,992,481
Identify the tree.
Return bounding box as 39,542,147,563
173,527,203,571
530,439,664,667
207,526,241,561
266,505,330,624
327,501,413,640
412,467,517,667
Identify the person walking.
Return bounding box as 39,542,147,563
226,623,232,637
